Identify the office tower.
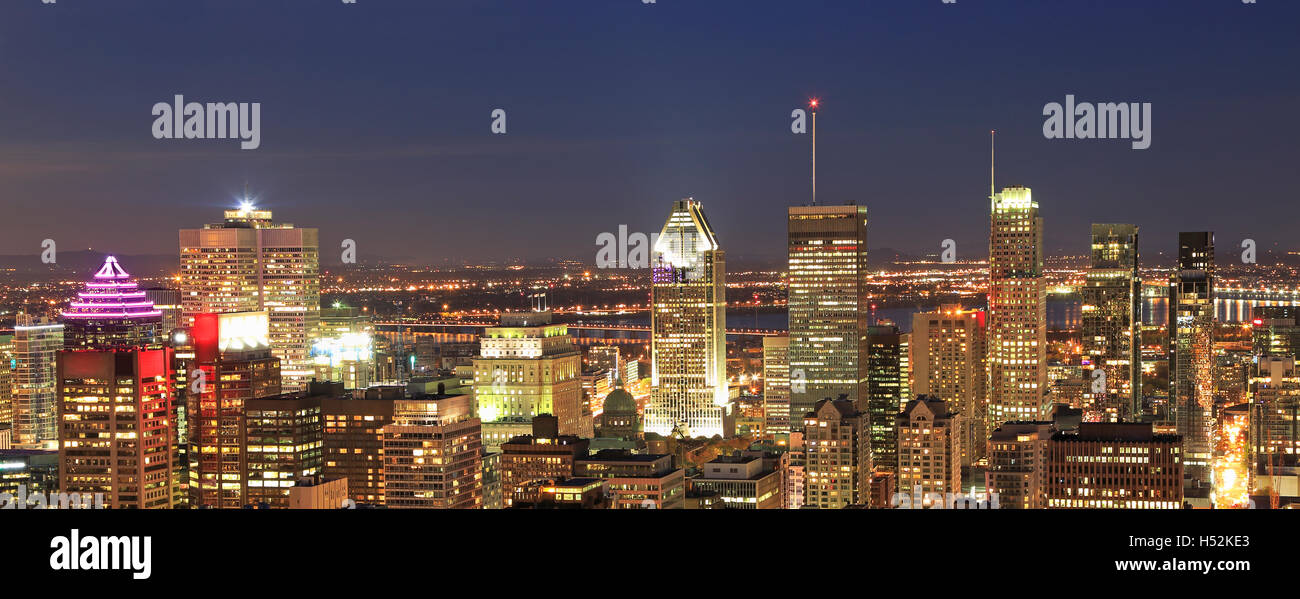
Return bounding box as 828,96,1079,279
803,398,871,508
472,311,584,438
986,422,1052,509
0,334,14,428
381,393,483,509
865,323,902,472
13,314,64,449
646,199,729,439
320,385,396,506
988,185,1048,428
190,311,282,508
785,436,806,509
1249,357,1300,458
587,345,620,373
1045,423,1183,508
574,450,685,508
180,205,320,390
499,415,589,507
896,396,963,507
313,305,376,390
1169,232,1214,484
899,333,911,402
1081,224,1142,422
762,335,791,437
142,287,182,335
691,454,783,509
57,257,174,508
242,393,324,508
787,204,869,430
910,305,987,466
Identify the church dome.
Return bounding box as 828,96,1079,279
603,385,636,415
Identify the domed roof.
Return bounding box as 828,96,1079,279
603,383,636,415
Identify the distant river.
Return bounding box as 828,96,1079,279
578,297,1288,333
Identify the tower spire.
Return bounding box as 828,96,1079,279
810,98,819,206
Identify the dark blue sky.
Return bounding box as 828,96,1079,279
1,0,1296,265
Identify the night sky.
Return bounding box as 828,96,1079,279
1,0,1296,265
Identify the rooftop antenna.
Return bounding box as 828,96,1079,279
810,98,819,206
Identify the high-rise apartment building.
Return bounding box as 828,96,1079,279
472,311,583,436
896,396,963,506
1081,224,1141,422
57,257,174,509
13,314,64,449
1045,423,1183,508
381,393,482,509
988,185,1047,428
787,204,868,431
190,311,282,508
1169,232,1214,484
646,199,729,439
180,205,320,390
910,306,987,466
803,398,871,508
762,335,791,437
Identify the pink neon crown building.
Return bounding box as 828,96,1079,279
62,256,164,350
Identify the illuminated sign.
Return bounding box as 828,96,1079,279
218,311,270,352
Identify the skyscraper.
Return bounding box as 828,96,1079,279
180,205,320,390
189,311,282,508
382,393,483,509
57,256,174,509
787,204,868,430
13,314,63,449
1081,224,1141,422
910,305,988,466
1169,231,1214,485
646,199,729,439
762,334,791,437
988,185,1047,429
865,323,902,472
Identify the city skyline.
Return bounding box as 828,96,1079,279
1,1,1298,264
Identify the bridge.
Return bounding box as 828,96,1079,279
373,320,784,345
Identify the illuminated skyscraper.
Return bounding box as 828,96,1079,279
910,305,987,466
1169,231,1214,484
57,256,174,509
1081,224,1141,422
13,314,63,449
0,334,14,429
179,205,320,390
787,204,868,431
189,311,282,508
472,311,583,436
646,199,729,439
988,185,1047,429
762,335,791,436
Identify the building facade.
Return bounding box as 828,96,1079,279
988,186,1048,428
646,199,729,438
787,204,868,431
1081,224,1141,422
